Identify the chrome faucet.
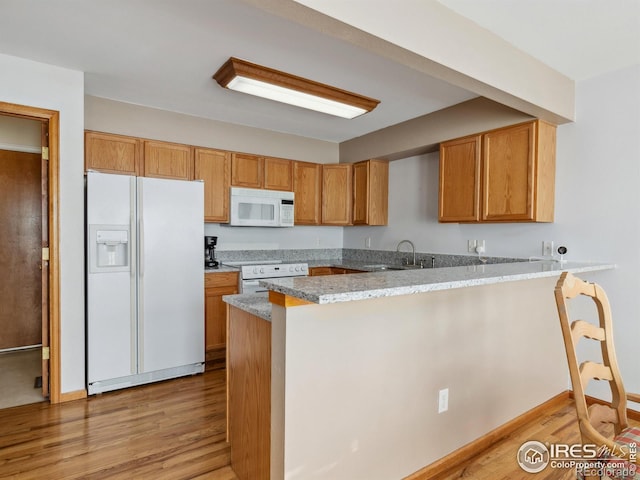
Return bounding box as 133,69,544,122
396,239,416,266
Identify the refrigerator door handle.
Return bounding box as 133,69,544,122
129,177,137,375
137,178,145,373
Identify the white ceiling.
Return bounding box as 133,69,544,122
0,0,637,143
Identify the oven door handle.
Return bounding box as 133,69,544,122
241,279,268,294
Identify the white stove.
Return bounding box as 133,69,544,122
224,261,309,293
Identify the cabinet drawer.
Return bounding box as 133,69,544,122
205,271,239,288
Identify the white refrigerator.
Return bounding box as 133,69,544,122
86,171,204,395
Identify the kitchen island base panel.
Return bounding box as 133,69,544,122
269,276,567,480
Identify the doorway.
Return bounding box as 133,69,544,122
0,101,60,405
0,116,45,408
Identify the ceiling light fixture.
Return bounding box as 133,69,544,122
213,57,380,119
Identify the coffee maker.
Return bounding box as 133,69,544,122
204,236,219,269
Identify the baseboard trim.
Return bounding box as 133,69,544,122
404,391,571,480
59,389,87,402
576,393,640,422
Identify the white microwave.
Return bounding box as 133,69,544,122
230,187,294,227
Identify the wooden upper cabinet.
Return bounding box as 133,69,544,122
194,148,231,223
439,120,556,223
483,121,555,222
143,140,193,180
352,159,389,226
439,135,482,222
264,157,293,191
293,161,321,225
85,131,141,175
321,164,352,225
231,153,263,188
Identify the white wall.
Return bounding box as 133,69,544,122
0,53,85,394
0,115,41,151
344,64,640,399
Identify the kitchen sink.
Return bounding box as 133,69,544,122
362,264,404,271
362,264,425,271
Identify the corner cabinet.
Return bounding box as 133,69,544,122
194,148,231,223
321,164,352,225
204,271,239,364
439,120,556,223
353,159,389,225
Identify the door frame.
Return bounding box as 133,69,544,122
0,101,61,403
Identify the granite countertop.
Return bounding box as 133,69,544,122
205,265,239,274
259,260,615,305
224,292,271,321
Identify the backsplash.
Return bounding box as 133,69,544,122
214,247,525,267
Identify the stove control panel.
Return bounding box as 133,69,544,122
241,263,309,280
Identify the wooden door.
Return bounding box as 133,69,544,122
85,131,140,175
194,148,231,223
40,123,50,398
263,157,293,191
439,135,481,222
321,164,352,225
293,161,321,225
0,149,42,350
143,140,193,180
483,122,534,221
231,153,263,188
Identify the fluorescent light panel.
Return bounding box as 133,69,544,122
213,57,379,119
227,76,367,119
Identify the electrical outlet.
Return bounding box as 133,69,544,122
476,240,486,254
467,240,477,253
542,241,554,257
438,388,449,413
365,237,371,248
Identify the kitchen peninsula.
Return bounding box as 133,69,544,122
224,260,613,480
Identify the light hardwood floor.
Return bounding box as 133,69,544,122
0,367,635,479
0,366,238,480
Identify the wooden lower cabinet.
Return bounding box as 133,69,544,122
204,271,238,364
228,306,271,480
309,266,364,276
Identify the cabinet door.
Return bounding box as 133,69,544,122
293,161,321,225
353,160,388,226
439,135,481,222
309,267,333,276
322,164,352,225
352,161,369,225
194,148,231,223
232,153,264,188
204,272,239,356
85,131,141,175
483,123,534,221
143,140,193,180
264,157,293,191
